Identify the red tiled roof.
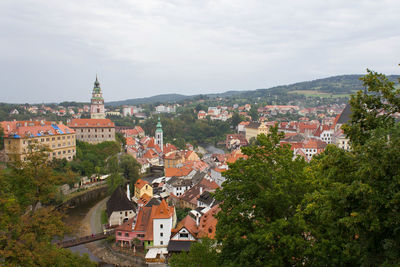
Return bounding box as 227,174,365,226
135,179,149,189
69,118,115,128
165,166,193,177
198,204,220,239
153,199,174,219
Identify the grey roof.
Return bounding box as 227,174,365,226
247,121,261,129
197,191,214,206
337,104,352,125
167,240,194,252
106,186,137,217
166,177,193,187
145,198,161,207
282,133,305,142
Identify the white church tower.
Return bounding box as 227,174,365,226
90,75,106,119
155,117,163,153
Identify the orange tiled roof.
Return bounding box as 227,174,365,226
198,204,220,239
153,199,174,219
69,118,115,128
173,214,199,237
165,166,193,177
135,178,149,189
138,193,152,206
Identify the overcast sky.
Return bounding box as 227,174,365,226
1,0,399,103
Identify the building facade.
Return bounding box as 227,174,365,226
68,118,115,144
1,121,76,162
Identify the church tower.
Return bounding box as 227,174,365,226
155,117,163,153
90,75,106,119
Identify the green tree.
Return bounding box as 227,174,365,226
169,238,219,267
214,127,310,266
343,69,400,146
249,104,259,121
0,146,95,266
119,154,140,196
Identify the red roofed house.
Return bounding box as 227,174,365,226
115,199,176,262
167,204,220,255
295,138,327,161
134,179,153,200
68,118,115,144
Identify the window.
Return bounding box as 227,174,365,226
52,137,55,141
125,233,129,237
160,233,163,237
117,232,122,236
160,224,163,229
63,150,66,154
179,233,189,238
57,137,60,140
160,241,163,245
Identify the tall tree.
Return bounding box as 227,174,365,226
343,69,400,146
0,146,95,266
169,238,219,267
214,127,310,266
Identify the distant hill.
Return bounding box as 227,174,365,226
107,94,191,106
106,74,400,106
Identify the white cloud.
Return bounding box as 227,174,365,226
0,0,399,102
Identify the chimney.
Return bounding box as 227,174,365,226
127,184,131,201
195,213,200,227
199,187,203,195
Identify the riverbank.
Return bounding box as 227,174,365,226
79,197,146,267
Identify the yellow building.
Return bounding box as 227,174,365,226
245,122,270,142
1,121,76,162
164,151,185,168
134,178,153,199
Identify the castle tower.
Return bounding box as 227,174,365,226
90,75,106,119
155,117,163,153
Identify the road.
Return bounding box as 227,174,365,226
81,196,109,236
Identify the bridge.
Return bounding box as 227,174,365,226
58,229,114,248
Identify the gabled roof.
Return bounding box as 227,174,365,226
335,104,352,125
106,186,137,217
135,178,149,189
153,199,174,219
173,214,199,237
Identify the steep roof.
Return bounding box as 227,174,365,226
153,199,174,219
335,104,352,125
198,204,220,239
106,186,137,217
135,178,149,189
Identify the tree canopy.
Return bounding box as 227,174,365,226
171,69,400,266
0,146,95,266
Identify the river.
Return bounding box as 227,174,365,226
64,195,114,266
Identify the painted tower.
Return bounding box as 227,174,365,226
155,117,163,153
90,76,106,119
